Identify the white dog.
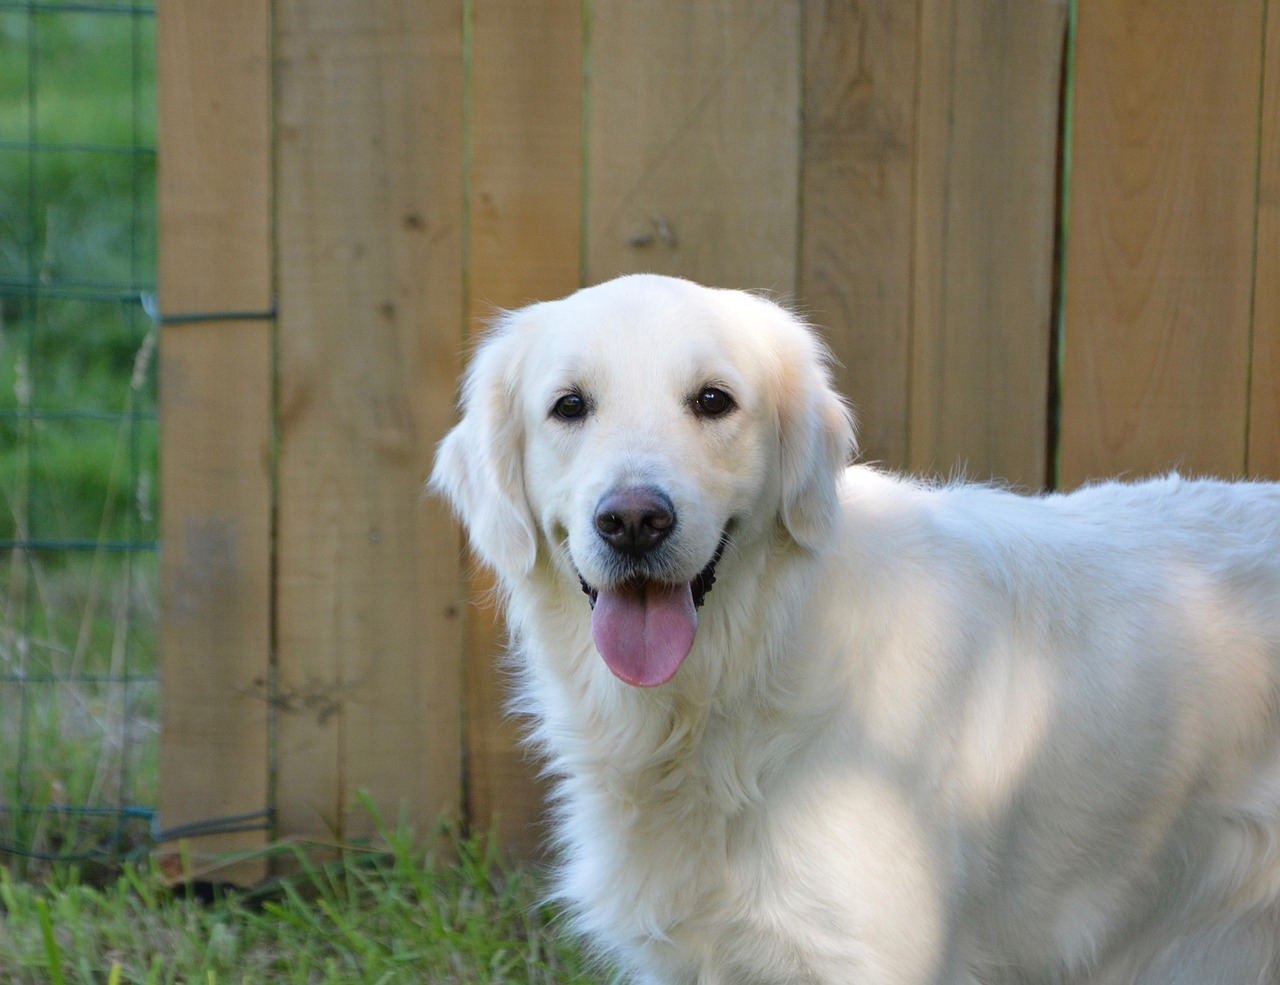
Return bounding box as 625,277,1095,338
431,274,1280,985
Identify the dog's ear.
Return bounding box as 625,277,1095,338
430,316,538,578
775,321,857,551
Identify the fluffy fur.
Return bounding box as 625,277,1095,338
431,274,1280,985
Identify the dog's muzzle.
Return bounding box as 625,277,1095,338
575,486,730,687
578,532,727,610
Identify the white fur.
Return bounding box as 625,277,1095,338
432,274,1280,985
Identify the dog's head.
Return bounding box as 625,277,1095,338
432,275,855,686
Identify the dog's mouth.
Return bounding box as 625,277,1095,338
578,534,727,688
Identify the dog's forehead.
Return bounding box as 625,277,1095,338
528,280,752,383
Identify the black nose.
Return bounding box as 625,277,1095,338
595,487,676,555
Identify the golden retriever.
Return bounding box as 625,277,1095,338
432,274,1280,985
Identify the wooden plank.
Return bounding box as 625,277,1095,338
585,0,801,292
156,0,272,883
909,0,1067,489
468,0,583,311
799,0,918,471
1060,0,1265,486
156,0,272,315
157,324,272,884
1250,2,1280,480
465,0,583,855
273,0,465,842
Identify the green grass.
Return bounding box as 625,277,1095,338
1,7,158,540
1,550,159,875
0,9,157,281
0,818,604,985
1,5,161,867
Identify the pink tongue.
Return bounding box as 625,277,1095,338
591,581,698,687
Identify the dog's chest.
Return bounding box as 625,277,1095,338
564,708,838,971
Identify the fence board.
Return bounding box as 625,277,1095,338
465,0,583,854
155,0,272,316
1060,0,1265,485
799,0,917,470
585,0,801,291
909,0,1066,489
158,324,272,884
1250,4,1280,480
273,0,465,842
156,0,272,883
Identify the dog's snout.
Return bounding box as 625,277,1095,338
595,487,675,554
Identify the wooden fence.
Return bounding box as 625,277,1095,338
154,0,1279,869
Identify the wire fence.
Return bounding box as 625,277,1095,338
0,0,159,874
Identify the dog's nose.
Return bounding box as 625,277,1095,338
595,487,675,554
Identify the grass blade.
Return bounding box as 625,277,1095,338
36,896,68,985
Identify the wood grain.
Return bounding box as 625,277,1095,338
273,0,465,842
1249,3,1280,480
799,0,918,471
909,0,1067,489
156,0,272,315
468,0,583,312
465,0,583,854
156,0,272,883
585,0,801,292
158,323,272,885
1061,0,1265,485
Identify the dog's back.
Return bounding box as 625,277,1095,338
826,471,1280,984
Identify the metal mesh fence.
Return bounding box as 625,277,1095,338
0,0,158,872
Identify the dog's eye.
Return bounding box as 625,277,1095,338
693,387,735,418
551,392,588,421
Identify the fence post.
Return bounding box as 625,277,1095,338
156,0,273,884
